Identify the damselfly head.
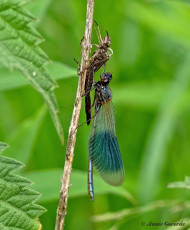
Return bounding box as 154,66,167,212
100,72,112,84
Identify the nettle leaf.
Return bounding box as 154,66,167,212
0,0,64,144
167,176,190,190
0,142,46,230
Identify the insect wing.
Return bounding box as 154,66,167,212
89,101,125,186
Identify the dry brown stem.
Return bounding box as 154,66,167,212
55,0,94,229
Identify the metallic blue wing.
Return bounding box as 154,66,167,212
89,101,125,186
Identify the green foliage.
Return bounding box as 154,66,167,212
5,106,47,164
0,0,65,144
1,0,190,229
0,142,46,230
139,54,190,203
127,1,190,47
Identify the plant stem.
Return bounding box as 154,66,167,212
55,0,94,229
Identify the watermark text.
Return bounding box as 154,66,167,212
141,221,185,227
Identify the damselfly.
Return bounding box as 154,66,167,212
88,72,125,200
85,22,113,125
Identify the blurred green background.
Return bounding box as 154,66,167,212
1,0,190,229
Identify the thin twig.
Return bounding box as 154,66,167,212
55,0,94,229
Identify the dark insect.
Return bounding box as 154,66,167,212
88,72,125,201
85,22,113,125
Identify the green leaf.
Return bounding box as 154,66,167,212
0,1,64,144
5,106,47,164
0,142,46,230
167,176,190,190
0,61,76,91
24,169,136,204
138,54,190,203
